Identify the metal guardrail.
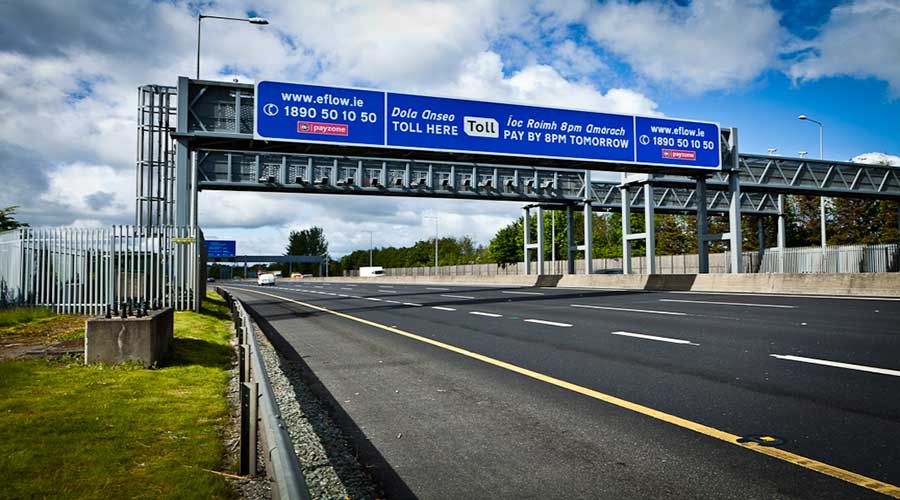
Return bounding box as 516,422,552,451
218,287,311,500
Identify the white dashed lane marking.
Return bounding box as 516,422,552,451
469,311,502,318
524,319,572,328
611,331,698,346
570,304,687,316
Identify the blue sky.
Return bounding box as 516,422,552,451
1,0,899,256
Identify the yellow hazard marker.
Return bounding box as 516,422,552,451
760,436,778,442
227,286,900,499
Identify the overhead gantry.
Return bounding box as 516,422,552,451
136,78,900,276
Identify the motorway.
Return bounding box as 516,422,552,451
224,280,900,499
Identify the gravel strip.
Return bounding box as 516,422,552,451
252,318,382,500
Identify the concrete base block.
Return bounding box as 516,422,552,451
84,308,174,367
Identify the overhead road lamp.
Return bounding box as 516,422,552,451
798,114,827,248
196,14,270,79
424,215,439,271
362,230,374,267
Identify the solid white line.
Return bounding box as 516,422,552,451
403,302,423,307
383,300,401,304
340,288,354,290
570,304,687,316
379,285,394,288
770,354,900,377
659,299,795,309
431,306,456,311
611,331,698,346
426,287,450,291
470,311,503,318
670,290,900,302
338,294,348,297
380,290,397,293
524,319,572,328
502,290,544,296
441,294,475,299
367,298,382,302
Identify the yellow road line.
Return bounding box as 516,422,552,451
226,286,900,498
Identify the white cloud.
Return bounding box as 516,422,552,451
436,51,659,115
40,162,134,222
788,0,900,97
585,0,788,93
852,152,900,167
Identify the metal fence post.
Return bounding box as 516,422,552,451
240,381,259,476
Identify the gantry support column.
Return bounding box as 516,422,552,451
777,194,786,273
644,183,656,275
582,202,593,274
621,178,655,274
621,185,633,274
174,77,191,227
536,206,545,275
566,205,575,274
523,207,532,275
696,176,709,273
727,169,743,273
727,129,743,274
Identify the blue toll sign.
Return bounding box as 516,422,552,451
255,81,385,147
206,240,236,258
255,80,721,170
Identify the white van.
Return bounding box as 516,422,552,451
359,266,385,277
257,273,276,286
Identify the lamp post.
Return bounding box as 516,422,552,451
362,230,374,267
196,14,269,79
424,215,439,271
798,115,826,249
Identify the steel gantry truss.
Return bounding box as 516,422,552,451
135,78,900,276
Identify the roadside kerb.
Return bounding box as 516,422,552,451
218,287,311,500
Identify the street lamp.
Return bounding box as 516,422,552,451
196,14,269,79
362,230,374,267
798,151,808,157
798,114,827,248
424,215,439,271
767,148,778,155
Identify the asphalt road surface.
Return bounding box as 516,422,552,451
224,280,900,499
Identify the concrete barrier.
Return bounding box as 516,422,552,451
290,274,541,287
690,273,900,297
84,308,174,367
259,272,900,297
557,273,900,297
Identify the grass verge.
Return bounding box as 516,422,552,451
0,292,236,500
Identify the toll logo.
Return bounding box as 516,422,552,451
464,116,499,138
297,121,349,136
662,149,696,161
